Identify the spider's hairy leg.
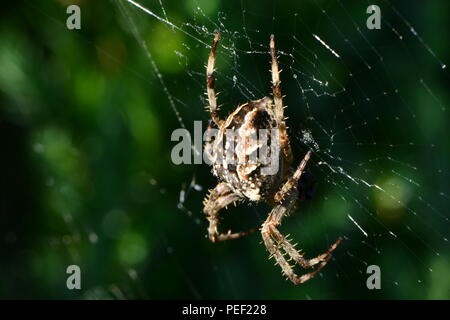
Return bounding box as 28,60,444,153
261,191,341,285
275,150,312,202
270,225,341,270
206,32,223,126
203,182,257,242
269,34,284,122
270,35,293,163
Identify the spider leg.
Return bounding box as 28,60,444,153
274,150,312,202
203,182,257,242
270,225,341,269
270,34,284,122
261,191,341,284
270,35,293,164
206,32,223,126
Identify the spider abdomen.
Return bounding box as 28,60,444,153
208,98,285,202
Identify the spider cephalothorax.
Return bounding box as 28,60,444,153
202,32,341,284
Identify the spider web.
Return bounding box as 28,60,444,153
20,0,449,299
109,0,449,299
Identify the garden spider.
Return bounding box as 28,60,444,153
202,32,341,284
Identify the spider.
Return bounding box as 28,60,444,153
202,32,342,284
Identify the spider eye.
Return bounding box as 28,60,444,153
297,171,316,200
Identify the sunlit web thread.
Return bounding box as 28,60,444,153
312,34,341,59
405,224,441,257
157,0,171,31
289,37,345,95
363,0,448,133
312,1,402,152
290,33,348,98
345,250,369,270
313,0,372,70
290,66,345,98
177,176,203,224
123,0,209,46
291,35,319,69
383,0,446,70
337,0,383,63
187,5,228,37
315,156,435,275
290,13,376,152
174,6,272,102
361,239,381,255
337,0,418,121
318,156,448,247
177,27,268,102
240,0,254,50
318,151,445,239
117,1,184,128
348,214,368,237
314,4,414,129
117,0,210,161
289,34,350,145
357,155,449,227
291,4,447,236
303,179,380,276
420,79,447,112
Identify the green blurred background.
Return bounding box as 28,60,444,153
0,0,448,299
